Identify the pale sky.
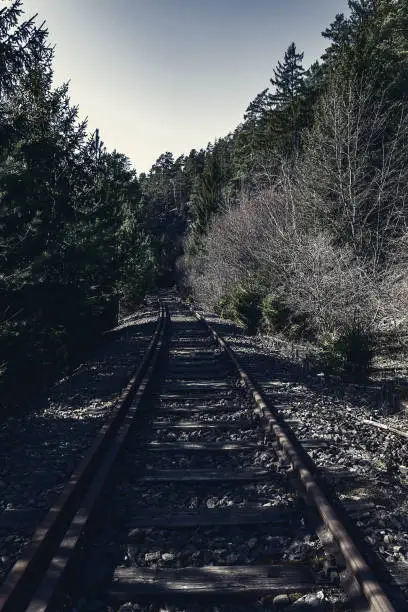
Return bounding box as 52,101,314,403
22,0,350,173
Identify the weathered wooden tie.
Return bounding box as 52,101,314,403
140,441,268,451
110,565,314,600
156,405,243,415
152,421,251,429
138,468,283,483
164,381,231,391
127,505,299,528
159,392,233,400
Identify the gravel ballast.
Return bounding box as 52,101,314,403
64,305,347,612
202,309,408,601
0,303,159,584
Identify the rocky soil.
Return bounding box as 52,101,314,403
0,302,159,584
202,310,408,605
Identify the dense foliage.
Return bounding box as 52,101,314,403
150,0,408,380
0,1,154,406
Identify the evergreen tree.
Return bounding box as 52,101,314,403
182,148,205,206
140,152,187,285
300,60,326,129
190,138,232,250
0,1,155,405
322,1,408,101
270,42,305,108
0,0,51,98
234,89,275,174
321,13,352,66
243,88,271,122
268,42,306,150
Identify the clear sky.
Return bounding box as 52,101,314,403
22,0,349,173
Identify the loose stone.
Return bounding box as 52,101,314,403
144,551,161,562
272,593,291,607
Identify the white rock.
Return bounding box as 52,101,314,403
292,591,324,607
144,551,161,562
272,593,290,607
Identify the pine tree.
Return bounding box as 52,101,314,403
190,139,231,250
140,152,188,285
270,42,305,108
321,13,352,66
268,42,306,150
182,148,205,205
0,0,51,98
244,88,272,122
321,1,408,100
233,88,274,174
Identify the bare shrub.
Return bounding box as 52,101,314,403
377,235,408,333
184,174,378,341
182,77,408,350
282,231,379,336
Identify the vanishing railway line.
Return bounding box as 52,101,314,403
0,297,406,611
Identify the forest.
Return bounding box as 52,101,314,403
1,0,407,409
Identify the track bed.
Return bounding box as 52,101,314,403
61,304,336,611
1,298,403,611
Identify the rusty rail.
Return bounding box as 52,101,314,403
0,302,168,612
193,308,396,612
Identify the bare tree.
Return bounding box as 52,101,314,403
299,77,408,267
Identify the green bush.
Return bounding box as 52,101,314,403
261,294,291,333
235,289,262,334
261,294,309,339
0,316,69,401
317,326,373,382
214,293,236,320
215,286,262,335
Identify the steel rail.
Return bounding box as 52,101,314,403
0,302,168,612
193,308,396,612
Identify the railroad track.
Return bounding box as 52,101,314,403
0,298,404,611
